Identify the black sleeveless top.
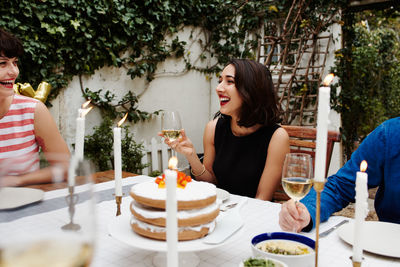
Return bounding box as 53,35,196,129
213,116,280,198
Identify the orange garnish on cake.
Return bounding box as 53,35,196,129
155,171,192,188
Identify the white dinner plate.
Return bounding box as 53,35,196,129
107,213,242,252
0,187,44,210
338,220,400,258
216,188,230,202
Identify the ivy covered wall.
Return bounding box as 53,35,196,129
1,0,345,102
1,0,349,172
1,0,269,101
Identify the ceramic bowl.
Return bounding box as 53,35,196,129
251,232,315,267
239,256,288,267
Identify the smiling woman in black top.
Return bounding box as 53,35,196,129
160,59,289,200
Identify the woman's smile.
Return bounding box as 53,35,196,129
219,95,230,106
216,64,242,118
0,78,15,89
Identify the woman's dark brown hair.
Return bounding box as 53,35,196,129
0,28,24,58
228,58,280,127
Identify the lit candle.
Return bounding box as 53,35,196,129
165,156,178,267
74,100,92,161
78,100,92,117
72,107,93,187
74,106,93,163
67,156,78,187
113,113,128,197
314,74,334,182
74,116,85,162
353,160,368,263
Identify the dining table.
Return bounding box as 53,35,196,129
1,175,399,267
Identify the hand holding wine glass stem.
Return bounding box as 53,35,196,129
160,129,194,158
281,153,313,232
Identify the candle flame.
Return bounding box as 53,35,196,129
81,106,93,117
81,100,92,109
360,160,368,172
168,156,178,170
117,113,128,127
322,74,334,86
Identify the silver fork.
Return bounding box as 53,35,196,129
220,202,238,212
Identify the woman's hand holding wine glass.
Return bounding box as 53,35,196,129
160,111,195,158
281,153,313,232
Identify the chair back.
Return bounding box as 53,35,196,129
272,125,341,202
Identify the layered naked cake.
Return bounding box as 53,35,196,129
129,173,219,241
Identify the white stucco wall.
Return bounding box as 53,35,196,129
49,24,343,174
49,27,216,168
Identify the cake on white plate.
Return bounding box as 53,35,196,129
129,172,219,241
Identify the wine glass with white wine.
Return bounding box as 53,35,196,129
161,111,182,141
0,155,96,267
281,153,313,204
161,111,182,157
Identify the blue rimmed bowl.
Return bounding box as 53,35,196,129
251,232,315,267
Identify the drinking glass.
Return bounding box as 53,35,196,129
0,155,96,267
281,153,313,203
161,111,182,142
161,111,182,158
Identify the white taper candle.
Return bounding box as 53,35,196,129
314,86,330,182
74,117,85,162
165,168,178,267
67,156,78,187
113,127,122,197
353,161,368,262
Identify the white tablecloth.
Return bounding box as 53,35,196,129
1,176,399,267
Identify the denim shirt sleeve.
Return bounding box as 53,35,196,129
301,121,387,230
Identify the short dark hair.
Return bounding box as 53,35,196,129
0,28,24,58
228,58,280,127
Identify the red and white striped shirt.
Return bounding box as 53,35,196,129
0,94,40,175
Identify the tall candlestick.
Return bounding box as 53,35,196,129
67,156,78,187
314,74,334,267
74,103,93,162
74,116,85,162
165,157,178,267
72,102,92,187
314,74,334,182
353,160,368,264
113,113,128,200
113,126,122,197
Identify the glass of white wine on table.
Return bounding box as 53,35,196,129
161,110,182,156
0,155,96,267
281,153,313,230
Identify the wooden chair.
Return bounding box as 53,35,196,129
272,125,341,202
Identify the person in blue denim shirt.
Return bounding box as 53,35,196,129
279,117,400,232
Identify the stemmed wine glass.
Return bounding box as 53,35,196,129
281,153,313,203
161,111,182,156
0,154,96,267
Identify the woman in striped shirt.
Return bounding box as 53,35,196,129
0,28,70,186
